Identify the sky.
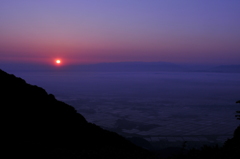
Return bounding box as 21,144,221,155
0,0,240,66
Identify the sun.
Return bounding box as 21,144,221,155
56,59,61,64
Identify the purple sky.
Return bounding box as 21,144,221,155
0,0,240,66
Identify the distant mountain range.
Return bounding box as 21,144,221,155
1,61,240,73
63,62,185,72
207,65,240,73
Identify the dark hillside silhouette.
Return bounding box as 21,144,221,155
218,101,240,159
1,68,239,159
0,69,153,159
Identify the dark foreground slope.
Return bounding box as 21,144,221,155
0,69,154,159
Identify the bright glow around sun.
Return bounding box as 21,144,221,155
56,60,61,64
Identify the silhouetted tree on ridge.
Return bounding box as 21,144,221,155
236,100,240,120
233,100,240,140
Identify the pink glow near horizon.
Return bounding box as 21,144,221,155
0,1,240,65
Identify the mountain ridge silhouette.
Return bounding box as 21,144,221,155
0,69,153,158
1,69,239,158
